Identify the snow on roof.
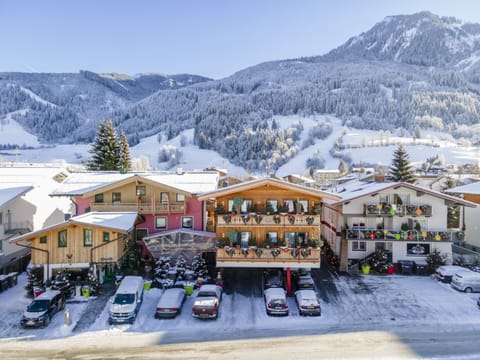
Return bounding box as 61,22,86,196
0,186,33,208
0,164,69,186
70,212,139,232
446,181,480,195
51,171,219,196
9,211,138,243
324,180,477,207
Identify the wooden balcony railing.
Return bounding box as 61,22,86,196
216,246,321,265
346,228,453,242
91,202,185,214
364,203,432,217
216,214,320,227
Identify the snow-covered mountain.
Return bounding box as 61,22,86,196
2,12,480,175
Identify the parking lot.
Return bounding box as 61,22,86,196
2,266,480,345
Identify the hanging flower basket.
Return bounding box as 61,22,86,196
273,215,281,224
301,248,311,258
256,247,263,258
271,249,281,258
255,214,263,224
288,215,295,225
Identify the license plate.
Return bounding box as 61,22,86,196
26,320,35,326
200,313,209,317
308,306,316,309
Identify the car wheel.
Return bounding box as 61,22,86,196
465,287,473,293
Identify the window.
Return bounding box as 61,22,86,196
239,232,251,248
284,232,296,247
182,216,193,229
155,217,167,229
83,229,93,247
297,232,308,246
284,200,295,213
227,199,235,212
160,192,169,203
241,200,252,213
298,200,309,214
58,230,67,248
266,200,278,212
94,193,104,203
352,241,366,251
112,192,121,204
103,232,110,243
40,236,47,244
136,185,146,196
176,193,185,202
136,229,148,241
266,232,278,246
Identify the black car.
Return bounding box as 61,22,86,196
20,290,65,328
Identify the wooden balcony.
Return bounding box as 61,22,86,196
216,214,321,227
91,202,185,214
346,228,453,242
216,246,321,268
364,203,432,217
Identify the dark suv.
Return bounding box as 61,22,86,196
20,290,65,328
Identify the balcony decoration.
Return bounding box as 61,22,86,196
311,203,322,215
306,216,315,226
366,204,377,215
273,215,281,224
381,203,392,214
271,248,281,258
216,237,229,248
255,214,263,224
264,201,275,215
225,246,235,257
278,203,288,215
405,205,416,216
241,248,249,257
215,204,225,215
288,215,296,225
242,215,251,224
419,204,432,216
301,248,311,258
247,203,258,215
255,247,263,258
223,214,232,224
291,248,299,258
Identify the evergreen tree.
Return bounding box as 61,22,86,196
118,131,132,172
87,120,120,171
389,144,415,183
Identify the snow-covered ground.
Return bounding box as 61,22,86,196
2,271,480,344
1,115,479,178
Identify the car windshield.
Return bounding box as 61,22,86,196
198,291,216,297
113,294,135,304
27,300,50,312
271,299,286,306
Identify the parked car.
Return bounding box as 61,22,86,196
295,289,321,316
435,265,473,283
109,276,144,325
451,271,480,293
264,287,288,316
155,288,186,319
264,269,284,289
295,271,315,290
20,290,65,328
192,284,222,319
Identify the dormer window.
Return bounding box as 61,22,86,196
136,186,146,197
94,194,104,203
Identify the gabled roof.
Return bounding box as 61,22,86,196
446,181,480,196
197,177,341,201
9,211,139,243
324,181,477,207
0,186,33,208
50,171,219,197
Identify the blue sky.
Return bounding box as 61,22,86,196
1,0,480,79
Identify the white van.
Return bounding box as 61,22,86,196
451,271,480,293
109,276,144,324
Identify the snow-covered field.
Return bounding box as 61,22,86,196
1,116,479,178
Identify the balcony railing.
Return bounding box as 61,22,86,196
216,246,321,265
91,202,185,214
216,214,320,226
364,203,432,217
346,228,453,242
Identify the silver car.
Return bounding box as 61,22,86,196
295,289,321,316
155,288,186,319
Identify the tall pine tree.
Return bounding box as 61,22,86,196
119,131,132,172
389,144,415,183
87,120,120,171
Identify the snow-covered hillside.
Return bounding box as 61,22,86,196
0,112,478,178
